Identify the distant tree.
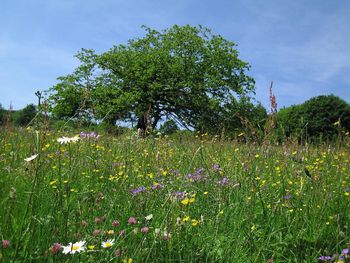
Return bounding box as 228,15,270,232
48,25,255,133
277,95,350,139
0,104,5,125
14,104,37,126
159,119,179,135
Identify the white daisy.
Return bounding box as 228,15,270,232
101,239,115,248
57,136,71,144
24,154,38,162
57,136,80,144
62,240,86,254
145,214,153,221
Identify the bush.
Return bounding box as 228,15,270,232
277,95,350,140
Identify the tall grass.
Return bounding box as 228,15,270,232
0,127,349,262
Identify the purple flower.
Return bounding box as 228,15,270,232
80,131,100,139
2,240,10,249
131,186,147,196
342,248,349,255
141,227,149,234
318,255,333,261
112,220,120,227
128,217,137,225
284,194,292,200
50,243,62,254
212,164,222,172
151,182,164,190
217,177,229,186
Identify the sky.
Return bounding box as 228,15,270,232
1,0,349,110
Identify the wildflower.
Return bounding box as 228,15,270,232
284,194,291,200
181,198,189,205
123,258,133,263
154,228,161,236
88,245,95,250
112,220,120,227
131,186,147,196
24,154,38,162
212,164,222,172
80,131,100,139
62,240,86,254
57,136,80,144
119,230,126,236
128,217,137,225
318,255,333,261
182,215,190,222
50,243,62,254
145,214,153,221
151,182,164,190
116,248,121,257
2,240,10,249
191,219,200,226
217,177,229,186
101,239,115,248
141,227,149,234
106,230,115,235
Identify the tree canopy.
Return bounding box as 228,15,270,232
47,25,255,133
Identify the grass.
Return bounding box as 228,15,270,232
0,127,349,262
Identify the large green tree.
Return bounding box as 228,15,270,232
48,25,255,132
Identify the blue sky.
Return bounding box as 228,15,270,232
1,0,349,110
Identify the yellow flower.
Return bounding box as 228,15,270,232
181,199,189,205
182,216,190,222
191,219,200,226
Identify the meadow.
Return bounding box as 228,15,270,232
0,127,349,262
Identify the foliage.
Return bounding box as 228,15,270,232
13,104,37,126
195,96,267,137
159,119,179,135
0,104,5,125
47,25,255,132
278,95,350,140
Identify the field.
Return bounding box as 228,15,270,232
0,128,349,262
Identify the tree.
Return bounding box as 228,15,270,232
194,96,267,137
48,25,255,132
14,104,37,126
0,104,5,125
159,119,179,135
47,49,97,122
277,95,350,139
